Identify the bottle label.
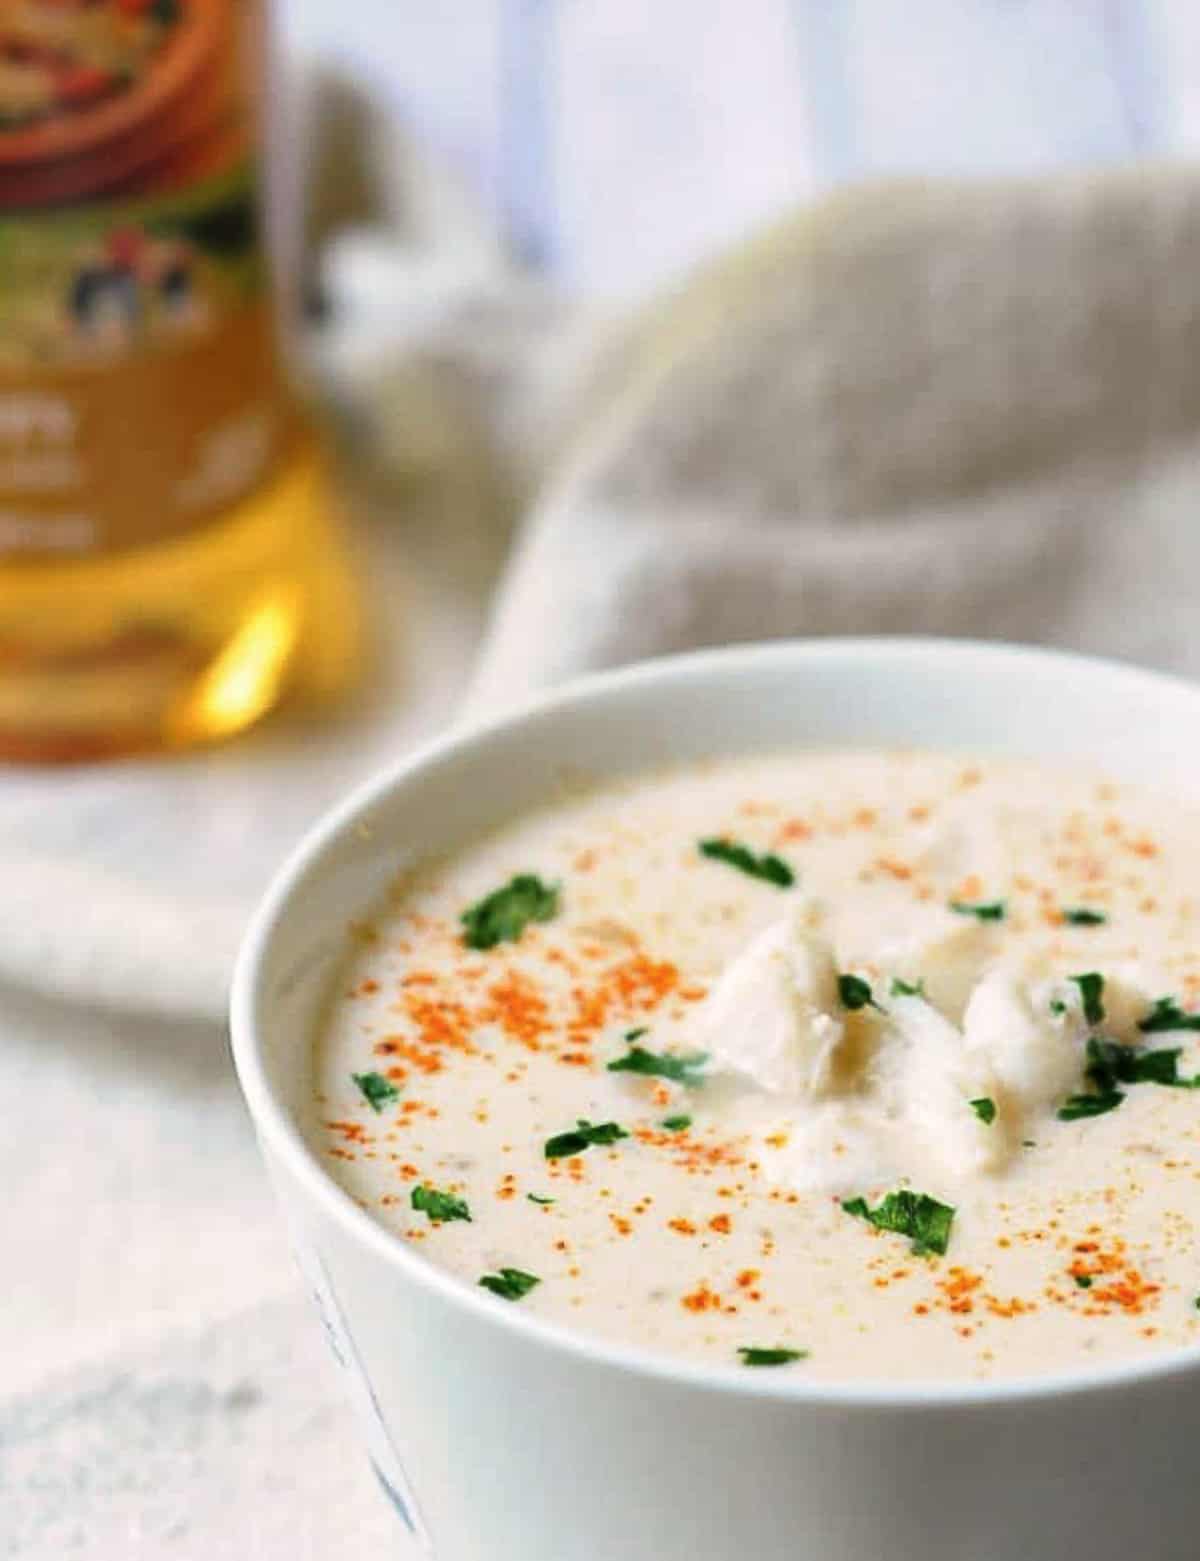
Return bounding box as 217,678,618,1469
0,0,291,557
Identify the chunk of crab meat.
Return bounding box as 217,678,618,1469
699,907,844,1099
1038,963,1165,1047
864,904,996,1024
963,966,1085,1110
881,994,1010,1176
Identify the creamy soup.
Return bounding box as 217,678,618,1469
311,751,1200,1382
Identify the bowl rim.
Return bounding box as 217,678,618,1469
231,636,1200,1410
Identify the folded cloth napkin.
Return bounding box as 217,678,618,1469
6,158,1200,1020
465,166,1200,712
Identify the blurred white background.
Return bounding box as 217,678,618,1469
283,0,1200,298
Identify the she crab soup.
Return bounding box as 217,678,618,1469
310,749,1200,1383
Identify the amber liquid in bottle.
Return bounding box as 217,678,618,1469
0,0,359,761
0,434,359,760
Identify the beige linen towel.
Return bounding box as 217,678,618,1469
466,167,1200,712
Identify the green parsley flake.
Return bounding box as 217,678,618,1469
544,1119,629,1160
698,838,795,888
1074,1274,1094,1290
1062,907,1108,926
352,1071,400,1112
949,899,1006,922
838,973,883,1013
460,874,559,951
889,976,926,998
479,1267,540,1301
410,1185,472,1223
527,1193,555,1206
661,1114,692,1132
607,1045,708,1084
970,1097,997,1125
1086,1036,1182,1090
842,1189,956,1257
1139,996,1200,1034
1070,972,1106,1026
738,1346,808,1367
1057,1030,1197,1122
1056,1092,1124,1122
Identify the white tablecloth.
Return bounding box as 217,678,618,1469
2,990,397,1559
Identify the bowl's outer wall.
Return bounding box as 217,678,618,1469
237,640,1200,1561
267,1138,1200,1561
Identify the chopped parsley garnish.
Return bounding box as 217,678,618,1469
352,1071,400,1112
1139,996,1200,1034
1070,972,1106,1027
1049,998,1068,1017
1074,1274,1093,1290
460,874,559,950
624,1027,649,1043
544,1119,629,1159
607,1045,708,1084
410,1185,472,1223
698,838,795,888
889,976,926,998
949,899,1006,922
970,1097,997,1125
1057,1092,1124,1121
661,1114,692,1132
1062,907,1108,926
479,1267,540,1301
1086,1035,1182,1090
737,1346,808,1367
527,1193,555,1205
1058,1031,1194,1121
838,973,884,1013
842,1189,956,1257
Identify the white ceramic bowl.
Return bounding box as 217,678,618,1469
232,639,1200,1561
